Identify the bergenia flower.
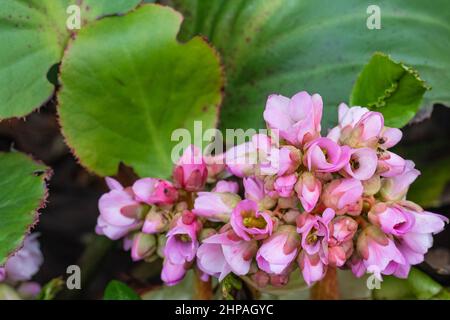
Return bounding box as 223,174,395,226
274,174,297,198
161,258,188,286
304,137,351,173
256,225,300,274
173,144,208,192
356,225,405,280
294,172,321,212
263,91,322,146
132,178,178,205
230,200,273,240
343,147,378,180
164,212,200,265
193,191,241,222
322,178,363,215
197,231,257,281
380,160,420,201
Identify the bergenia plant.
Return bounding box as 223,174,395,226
95,91,448,296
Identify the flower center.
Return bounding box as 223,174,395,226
321,147,330,161
176,234,192,243
306,232,318,244
350,158,360,170
241,210,267,229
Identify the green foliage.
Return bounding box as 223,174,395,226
373,268,450,300
58,4,223,178
173,0,450,131
104,280,141,300
0,0,140,119
0,152,51,265
350,53,429,127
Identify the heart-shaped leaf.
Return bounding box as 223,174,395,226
0,0,140,119
350,53,429,127
58,4,223,178
0,152,51,265
173,0,450,131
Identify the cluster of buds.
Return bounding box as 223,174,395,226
0,234,43,299
96,91,448,288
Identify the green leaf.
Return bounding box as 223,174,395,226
350,53,429,127
0,152,51,265
373,268,449,300
0,0,141,119
173,0,450,131
104,280,141,300
58,4,223,178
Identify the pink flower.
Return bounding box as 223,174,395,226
294,172,321,212
277,146,302,176
377,151,406,177
96,215,140,240
304,137,351,173
243,177,265,202
274,174,297,198
212,180,239,193
263,91,322,146
297,209,335,260
368,203,415,236
197,232,256,281
394,204,448,266
161,258,187,286
173,145,208,192
132,178,178,205
379,127,402,149
225,134,272,177
193,191,241,222
98,178,142,227
164,214,200,265
256,225,300,274
352,112,384,145
230,200,273,240
327,216,357,267
329,216,358,245
131,233,156,261
322,178,363,215
343,147,378,180
298,251,326,286
356,226,405,280
327,104,369,142
380,160,420,201
2,234,43,282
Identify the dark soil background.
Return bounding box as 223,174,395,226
0,101,449,299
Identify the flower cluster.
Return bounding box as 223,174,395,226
0,233,43,299
96,91,448,288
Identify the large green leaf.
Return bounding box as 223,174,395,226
350,53,429,127
0,0,141,119
0,152,51,265
104,280,141,300
58,4,223,178
173,0,450,131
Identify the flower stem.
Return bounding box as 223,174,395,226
194,267,213,300
310,266,340,300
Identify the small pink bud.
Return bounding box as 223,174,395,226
252,270,270,288
322,178,363,215
270,274,290,287
142,208,168,234
274,174,297,198
173,145,208,192
329,216,358,244
132,178,179,205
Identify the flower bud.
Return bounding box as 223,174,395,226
193,191,241,222
173,145,208,192
252,270,270,288
322,178,363,215
329,216,358,244
142,207,169,234
270,274,290,287
274,174,297,197
131,233,156,261
362,175,381,196
368,203,415,236
294,172,321,212
132,178,178,205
